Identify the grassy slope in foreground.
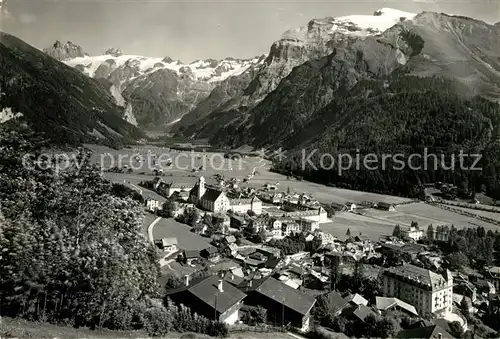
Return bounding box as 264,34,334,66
0,32,142,147
0,317,297,339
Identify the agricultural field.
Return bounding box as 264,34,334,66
320,201,500,241
443,205,500,221
320,212,396,241
398,203,500,231
360,208,434,227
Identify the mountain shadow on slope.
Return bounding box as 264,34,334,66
0,32,142,147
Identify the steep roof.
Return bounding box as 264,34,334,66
330,202,348,210
345,293,368,306
187,275,246,314
184,250,200,259
166,178,198,189
265,257,281,269
202,246,218,255
231,215,247,223
396,325,455,339
254,277,316,316
376,296,418,316
352,304,376,322
325,291,349,314
201,188,224,202
384,263,447,290
223,271,245,286
230,198,252,205
162,237,178,246
377,202,394,209
238,247,256,256
224,235,236,244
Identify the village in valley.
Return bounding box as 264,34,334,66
93,144,500,339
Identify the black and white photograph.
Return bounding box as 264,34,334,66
1,0,500,338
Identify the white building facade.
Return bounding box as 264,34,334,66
382,264,453,318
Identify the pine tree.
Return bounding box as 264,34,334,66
392,224,402,238
427,224,435,241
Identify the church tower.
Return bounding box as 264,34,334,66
198,176,206,200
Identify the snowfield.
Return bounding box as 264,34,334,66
282,7,417,40
63,54,265,83
343,8,416,29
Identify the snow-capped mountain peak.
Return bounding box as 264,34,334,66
332,8,416,35
63,53,264,83
47,40,267,128
280,7,416,47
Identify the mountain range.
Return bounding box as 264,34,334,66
2,8,500,196
37,8,500,149
44,41,266,130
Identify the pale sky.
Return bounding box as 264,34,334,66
1,0,499,62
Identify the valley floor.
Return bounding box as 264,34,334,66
87,145,500,242
86,144,413,205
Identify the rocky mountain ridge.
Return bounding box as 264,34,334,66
174,8,417,134
1,33,141,147
49,43,266,128
176,9,500,148
43,40,88,60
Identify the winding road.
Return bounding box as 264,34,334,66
147,216,162,243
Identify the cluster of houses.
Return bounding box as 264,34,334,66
162,233,468,337
147,175,331,221
140,175,500,337
155,211,500,338
146,175,334,242
151,176,263,215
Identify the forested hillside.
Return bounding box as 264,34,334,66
272,76,500,198
0,126,159,329
0,33,142,147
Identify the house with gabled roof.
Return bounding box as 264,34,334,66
323,291,349,316
189,176,228,212
199,188,230,213
330,202,349,212
166,275,246,325
159,178,198,198
145,197,162,213
223,271,245,287
156,237,178,252
244,277,316,332
229,196,263,215
344,293,368,307
201,246,220,262
222,234,236,244
343,304,377,323
182,249,200,265
376,202,396,211
230,215,247,229
282,221,300,236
